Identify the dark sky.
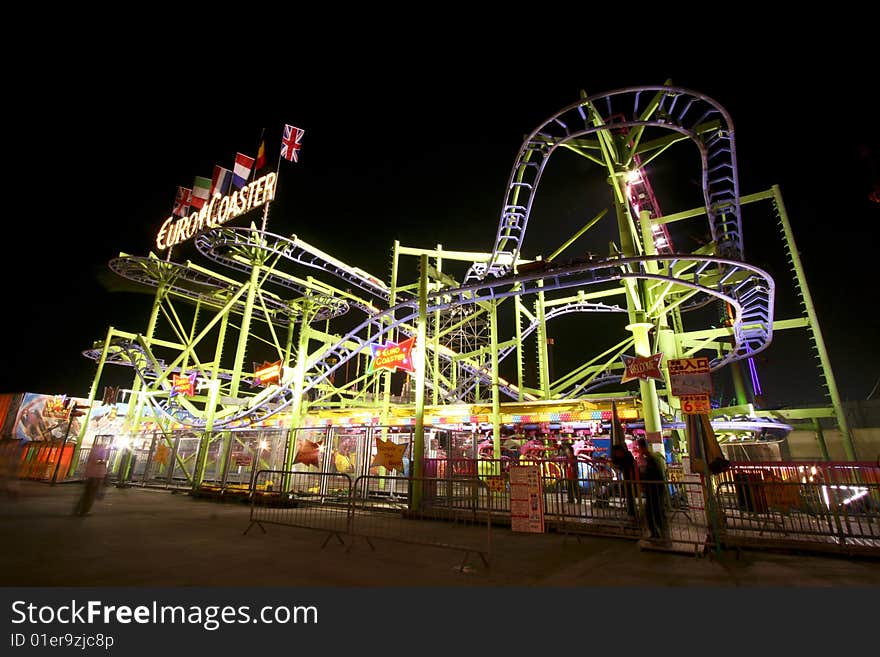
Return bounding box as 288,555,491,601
6,45,877,409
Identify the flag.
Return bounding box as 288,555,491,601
211,165,232,197
254,138,266,172
232,152,254,189
281,124,304,162
191,176,211,210
686,413,730,475
173,187,192,217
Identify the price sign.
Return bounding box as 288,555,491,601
680,394,711,415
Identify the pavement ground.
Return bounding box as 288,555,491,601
1,481,879,587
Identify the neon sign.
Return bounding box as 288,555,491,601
171,373,197,397
369,337,416,373
253,360,283,386
156,172,277,250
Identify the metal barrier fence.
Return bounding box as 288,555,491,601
416,458,878,556
544,475,712,553
244,461,879,558
713,476,880,555
244,470,492,570
245,470,352,547
350,475,492,570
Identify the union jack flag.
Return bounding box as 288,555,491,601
173,186,192,217
281,124,304,162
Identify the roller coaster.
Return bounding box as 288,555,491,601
75,84,855,462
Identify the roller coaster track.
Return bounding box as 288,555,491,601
107,254,350,324
92,238,773,429
464,85,742,284
194,228,389,303
239,253,772,427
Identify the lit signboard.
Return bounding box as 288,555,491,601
369,337,416,373
156,172,277,250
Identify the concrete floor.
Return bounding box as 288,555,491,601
1,481,879,587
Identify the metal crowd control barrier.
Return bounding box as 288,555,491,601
541,474,713,554
350,475,491,571
713,476,880,555
244,471,492,570
244,470,353,548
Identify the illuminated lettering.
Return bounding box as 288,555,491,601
249,178,263,209
264,172,277,201
218,196,231,224
154,173,278,249
238,186,250,213
207,195,220,227
156,216,173,250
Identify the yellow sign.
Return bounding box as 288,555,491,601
486,475,506,493
680,394,712,415
372,437,407,472
253,360,283,386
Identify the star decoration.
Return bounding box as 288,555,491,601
371,437,408,472
294,439,322,468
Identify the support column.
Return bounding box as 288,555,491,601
514,295,525,401
535,280,550,398
381,241,401,424
813,418,831,461
284,292,315,475
773,186,856,460
730,361,750,407
128,281,167,432
628,319,663,437
411,255,429,509
69,325,116,476
489,299,501,464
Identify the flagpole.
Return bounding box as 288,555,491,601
262,132,284,234
167,195,175,262
251,128,265,185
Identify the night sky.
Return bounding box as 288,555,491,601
6,46,877,410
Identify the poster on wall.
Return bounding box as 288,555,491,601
12,393,90,443
10,391,159,448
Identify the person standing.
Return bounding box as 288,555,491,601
73,443,109,516
637,438,668,540
610,443,637,518
562,443,580,504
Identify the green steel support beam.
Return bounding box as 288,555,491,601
489,299,501,463
128,281,167,432
535,281,550,398
228,262,261,399
515,295,525,403
813,418,831,461
546,209,609,262
412,254,429,510
773,185,856,460
69,325,116,476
